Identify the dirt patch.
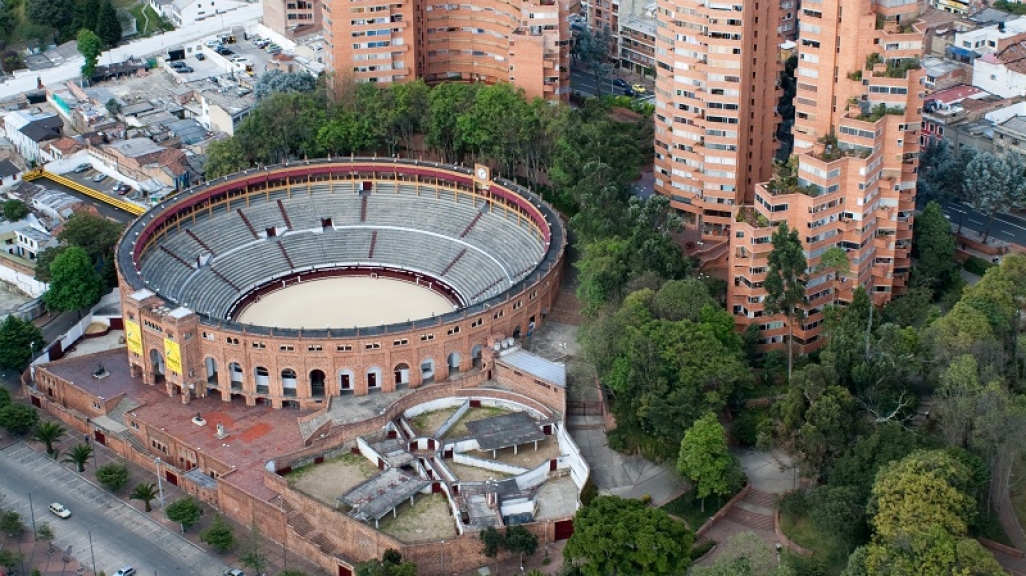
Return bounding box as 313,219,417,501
442,406,513,440
238,422,272,443
289,453,379,505
408,406,459,436
466,434,563,469
378,493,457,543
85,322,108,335
445,462,512,482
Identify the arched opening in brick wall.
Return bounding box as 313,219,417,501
254,366,269,394
471,344,483,369
339,369,354,394
282,368,298,397
205,357,218,384
447,351,461,373
393,363,409,388
421,358,435,384
149,349,165,383
367,366,382,392
310,369,326,397
229,362,243,390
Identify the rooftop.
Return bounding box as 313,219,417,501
997,115,1026,136
497,349,566,388
0,159,20,178
927,84,985,105
465,411,546,451
340,467,431,522
42,348,311,499
107,137,164,158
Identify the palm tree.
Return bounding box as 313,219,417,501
131,483,159,512
32,422,66,457
62,443,93,472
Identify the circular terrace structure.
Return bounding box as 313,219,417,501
116,159,566,408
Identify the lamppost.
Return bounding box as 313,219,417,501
154,457,166,510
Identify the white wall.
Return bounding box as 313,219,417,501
0,262,47,297
452,452,528,475
973,58,1026,98
556,422,590,490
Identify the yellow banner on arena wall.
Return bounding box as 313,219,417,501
164,338,182,374
125,320,142,355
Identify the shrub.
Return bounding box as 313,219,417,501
732,406,769,446
963,255,996,277
689,539,715,560
96,463,130,492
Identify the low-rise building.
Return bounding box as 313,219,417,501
2,111,63,165
617,12,656,76
169,0,246,28
953,15,1026,56
973,41,1026,97
923,56,971,90
0,159,22,188
262,0,321,40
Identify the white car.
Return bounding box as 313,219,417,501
114,567,136,576
48,502,71,518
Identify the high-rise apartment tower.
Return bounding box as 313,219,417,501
652,0,794,237
322,0,572,101
727,0,925,352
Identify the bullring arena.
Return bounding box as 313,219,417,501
27,159,586,576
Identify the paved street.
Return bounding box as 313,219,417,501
0,442,229,576
940,201,1026,247
2,3,262,95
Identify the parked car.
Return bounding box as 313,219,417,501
118,185,132,196
631,84,647,94
217,47,233,56
114,567,136,576
168,60,186,69
73,163,91,173
624,87,636,97
178,66,194,73
195,53,205,61
612,78,628,88
223,570,245,576
92,173,107,183
48,503,71,518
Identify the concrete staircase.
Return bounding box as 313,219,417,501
724,488,776,531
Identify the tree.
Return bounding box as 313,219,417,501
165,497,202,532
204,138,248,179
96,462,130,492
240,524,268,576
0,548,22,571
62,443,92,472
677,413,741,512
131,482,159,512
95,0,121,47
426,82,478,162
504,525,539,567
574,26,613,95
44,246,103,312
36,522,55,549
0,403,39,435
27,0,72,35
73,0,102,33
32,421,66,457
913,201,959,295
480,526,504,573
77,29,103,81
565,496,693,576
201,515,235,553
0,314,44,370
57,212,124,286
763,222,807,382
354,549,416,576
34,245,67,283
963,150,1026,243
3,199,28,221
0,511,24,537
859,449,1005,576
254,70,317,100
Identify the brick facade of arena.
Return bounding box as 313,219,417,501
116,160,566,411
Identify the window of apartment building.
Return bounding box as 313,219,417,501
280,345,295,351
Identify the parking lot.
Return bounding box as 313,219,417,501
169,36,277,82
0,442,229,576
62,163,147,203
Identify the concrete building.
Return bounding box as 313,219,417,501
262,0,321,39
618,12,656,76
726,0,926,353
0,159,22,188
651,0,788,238
2,111,63,165
322,0,571,101
952,15,1026,56
973,41,1026,97
169,0,246,28
922,55,970,90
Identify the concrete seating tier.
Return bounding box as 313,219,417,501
140,182,548,316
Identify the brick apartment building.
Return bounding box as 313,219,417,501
263,0,322,39
726,0,925,352
651,0,791,238
320,0,571,101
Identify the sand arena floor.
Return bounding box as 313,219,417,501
235,277,456,329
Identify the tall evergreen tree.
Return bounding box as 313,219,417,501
913,201,959,295
764,222,807,382
95,0,121,48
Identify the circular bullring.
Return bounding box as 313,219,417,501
116,159,566,407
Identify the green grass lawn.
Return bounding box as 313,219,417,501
127,3,174,35
778,507,850,575
660,488,740,531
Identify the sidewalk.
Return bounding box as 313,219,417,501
39,421,329,576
